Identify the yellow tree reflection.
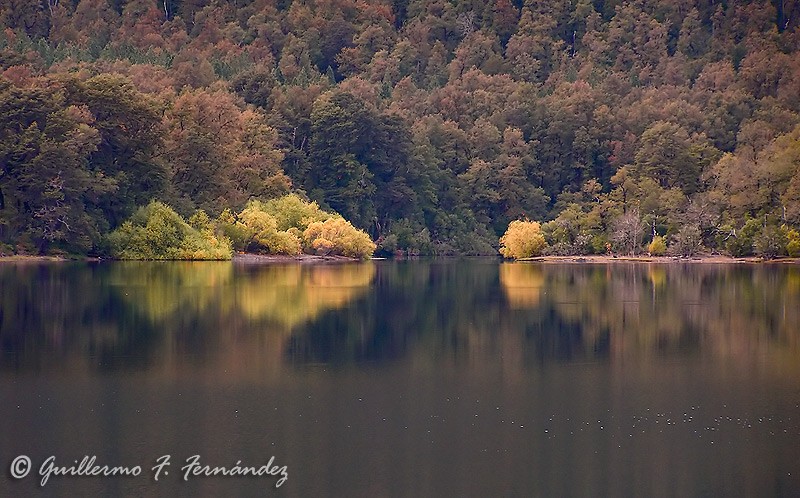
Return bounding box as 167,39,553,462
499,263,544,308
235,263,376,328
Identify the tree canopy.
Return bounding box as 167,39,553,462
1,0,800,257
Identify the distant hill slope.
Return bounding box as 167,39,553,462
1,0,799,257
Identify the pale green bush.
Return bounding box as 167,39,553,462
237,203,301,255
258,194,332,231
754,225,787,259
109,201,232,260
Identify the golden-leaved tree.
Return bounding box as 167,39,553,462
499,220,548,259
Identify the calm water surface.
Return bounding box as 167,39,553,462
1,260,799,497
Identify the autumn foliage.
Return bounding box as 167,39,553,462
499,221,547,259
2,0,800,258
303,218,376,259
216,194,375,259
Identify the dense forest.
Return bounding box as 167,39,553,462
1,0,799,257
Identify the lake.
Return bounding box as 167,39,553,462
1,260,799,496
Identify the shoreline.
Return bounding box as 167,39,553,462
2,253,799,264
0,255,76,263
0,253,362,264
231,253,362,264
514,254,800,264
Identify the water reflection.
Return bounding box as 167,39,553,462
106,261,376,330
235,263,375,328
499,263,543,307
1,261,800,497
107,262,234,321
530,263,800,362
1,261,799,373
0,261,376,374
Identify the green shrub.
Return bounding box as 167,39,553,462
671,224,702,256
499,220,548,259
572,233,594,255
258,229,302,255
188,210,212,231
542,241,572,256
541,204,601,255
235,204,295,254
787,229,800,257
209,195,376,258
648,235,667,256
726,218,761,257
258,194,332,231
377,219,432,256
108,201,232,260
303,217,376,259
238,205,278,234
715,224,735,250
444,230,497,256
0,242,14,256
233,201,299,255
216,208,252,251
378,233,399,254
15,235,37,255
591,234,610,254
754,225,787,259
726,236,752,257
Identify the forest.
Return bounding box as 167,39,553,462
1,0,799,257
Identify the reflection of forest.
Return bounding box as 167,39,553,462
107,262,234,321
107,261,375,328
287,262,800,372
0,262,375,376
536,264,800,364
1,262,799,376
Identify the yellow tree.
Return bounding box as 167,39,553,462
499,220,547,259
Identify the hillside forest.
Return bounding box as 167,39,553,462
1,0,800,258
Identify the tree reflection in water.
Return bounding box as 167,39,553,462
1,261,799,376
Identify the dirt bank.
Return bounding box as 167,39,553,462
515,254,799,264
232,253,362,264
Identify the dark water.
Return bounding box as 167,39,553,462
1,260,799,497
